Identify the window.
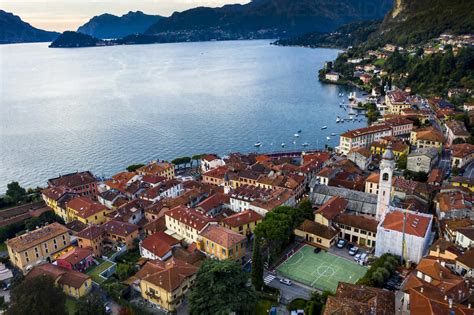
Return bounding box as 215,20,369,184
382,173,389,181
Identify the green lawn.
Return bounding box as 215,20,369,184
255,299,277,315
65,298,78,315
86,260,114,284
277,245,367,293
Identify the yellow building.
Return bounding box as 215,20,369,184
371,140,409,159
410,127,444,151
220,209,263,236
294,220,339,248
199,224,246,261
6,222,71,273
137,161,175,179
42,187,78,222
66,196,109,224
451,177,474,192
134,259,198,312
27,263,92,298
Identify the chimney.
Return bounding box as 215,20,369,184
448,298,453,309
420,287,424,293
441,261,446,267
444,295,448,301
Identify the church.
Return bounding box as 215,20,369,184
374,146,434,264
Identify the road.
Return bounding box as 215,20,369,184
437,147,451,176
464,161,474,180
265,271,312,303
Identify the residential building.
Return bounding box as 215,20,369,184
451,143,474,169
140,179,183,202
294,219,339,249
375,209,433,263
455,249,474,278
445,120,470,146
334,213,378,247
347,148,372,171
365,172,380,195
371,138,409,159
428,239,461,261
385,90,412,115
139,231,181,261
427,168,444,186
401,257,471,314
220,209,263,236
455,227,474,249
137,161,175,179
435,188,472,220
103,220,140,249
339,124,392,155
27,263,92,298
410,127,444,150
198,224,246,261
383,117,414,137
134,259,198,312
56,247,94,272
201,166,228,186
165,205,216,243
200,154,225,172
65,196,109,224
97,189,124,210
6,222,70,273
42,186,78,222
195,193,229,217
407,148,439,173
47,171,98,199
325,71,340,82
324,282,394,315
76,225,106,256
450,176,474,192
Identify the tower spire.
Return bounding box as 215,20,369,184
376,143,395,221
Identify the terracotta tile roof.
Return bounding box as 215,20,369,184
99,189,122,202
452,143,474,159
141,179,181,199
76,225,105,240
202,166,228,179
371,140,408,153
334,213,378,233
428,169,444,184
200,224,246,249
341,124,391,139
202,154,219,162
221,209,263,228
429,239,462,257
28,263,90,289
388,89,410,104
445,120,470,137
66,196,106,219
111,171,137,183
141,174,167,185
366,172,380,183
135,258,198,292
195,193,229,213
324,282,395,315
382,210,431,237
384,117,414,126
393,177,420,194
48,171,96,188
144,217,167,234
6,222,69,252
103,220,139,237
415,127,445,143
57,247,93,265
316,196,347,221
296,219,339,240
255,155,272,163
137,161,174,175
348,147,372,158
65,220,87,234
302,152,331,164
457,227,474,240
436,190,472,213
141,231,180,258
42,186,71,201
166,205,215,231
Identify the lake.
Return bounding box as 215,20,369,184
0,40,365,191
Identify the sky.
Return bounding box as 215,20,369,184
2,0,249,32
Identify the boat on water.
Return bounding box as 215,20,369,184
321,126,328,129
326,137,331,140
302,143,309,147
331,133,336,136
336,117,341,123
294,133,299,137
297,130,302,133
254,142,262,148
281,143,286,148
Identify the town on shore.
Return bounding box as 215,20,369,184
0,35,473,315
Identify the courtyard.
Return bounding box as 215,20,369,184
276,245,367,292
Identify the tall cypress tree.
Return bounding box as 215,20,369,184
251,238,264,291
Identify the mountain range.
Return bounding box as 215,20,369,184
77,11,163,39
0,10,59,44
144,0,394,40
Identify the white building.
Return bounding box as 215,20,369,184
375,209,433,264
376,147,395,221
201,154,225,173
407,148,439,173
339,125,392,155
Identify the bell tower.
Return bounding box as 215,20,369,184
376,144,395,221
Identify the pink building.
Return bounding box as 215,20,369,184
56,247,94,273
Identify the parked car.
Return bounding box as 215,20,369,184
354,253,362,261
336,239,347,248
349,246,359,256
314,247,321,254
280,278,292,286
346,243,354,250
358,253,368,264
3,283,10,291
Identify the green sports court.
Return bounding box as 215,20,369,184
276,245,367,292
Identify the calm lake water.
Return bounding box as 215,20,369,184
0,40,365,191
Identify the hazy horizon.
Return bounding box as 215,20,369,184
2,0,250,32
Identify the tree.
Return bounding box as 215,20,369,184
188,259,256,315
396,154,407,170
251,239,264,291
191,154,205,168
116,263,134,281
298,199,314,221
304,291,332,315
8,275,67,315
5,181,26,204
76,293,106,315
126,164,144,172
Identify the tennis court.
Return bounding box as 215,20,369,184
276,245,367,292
